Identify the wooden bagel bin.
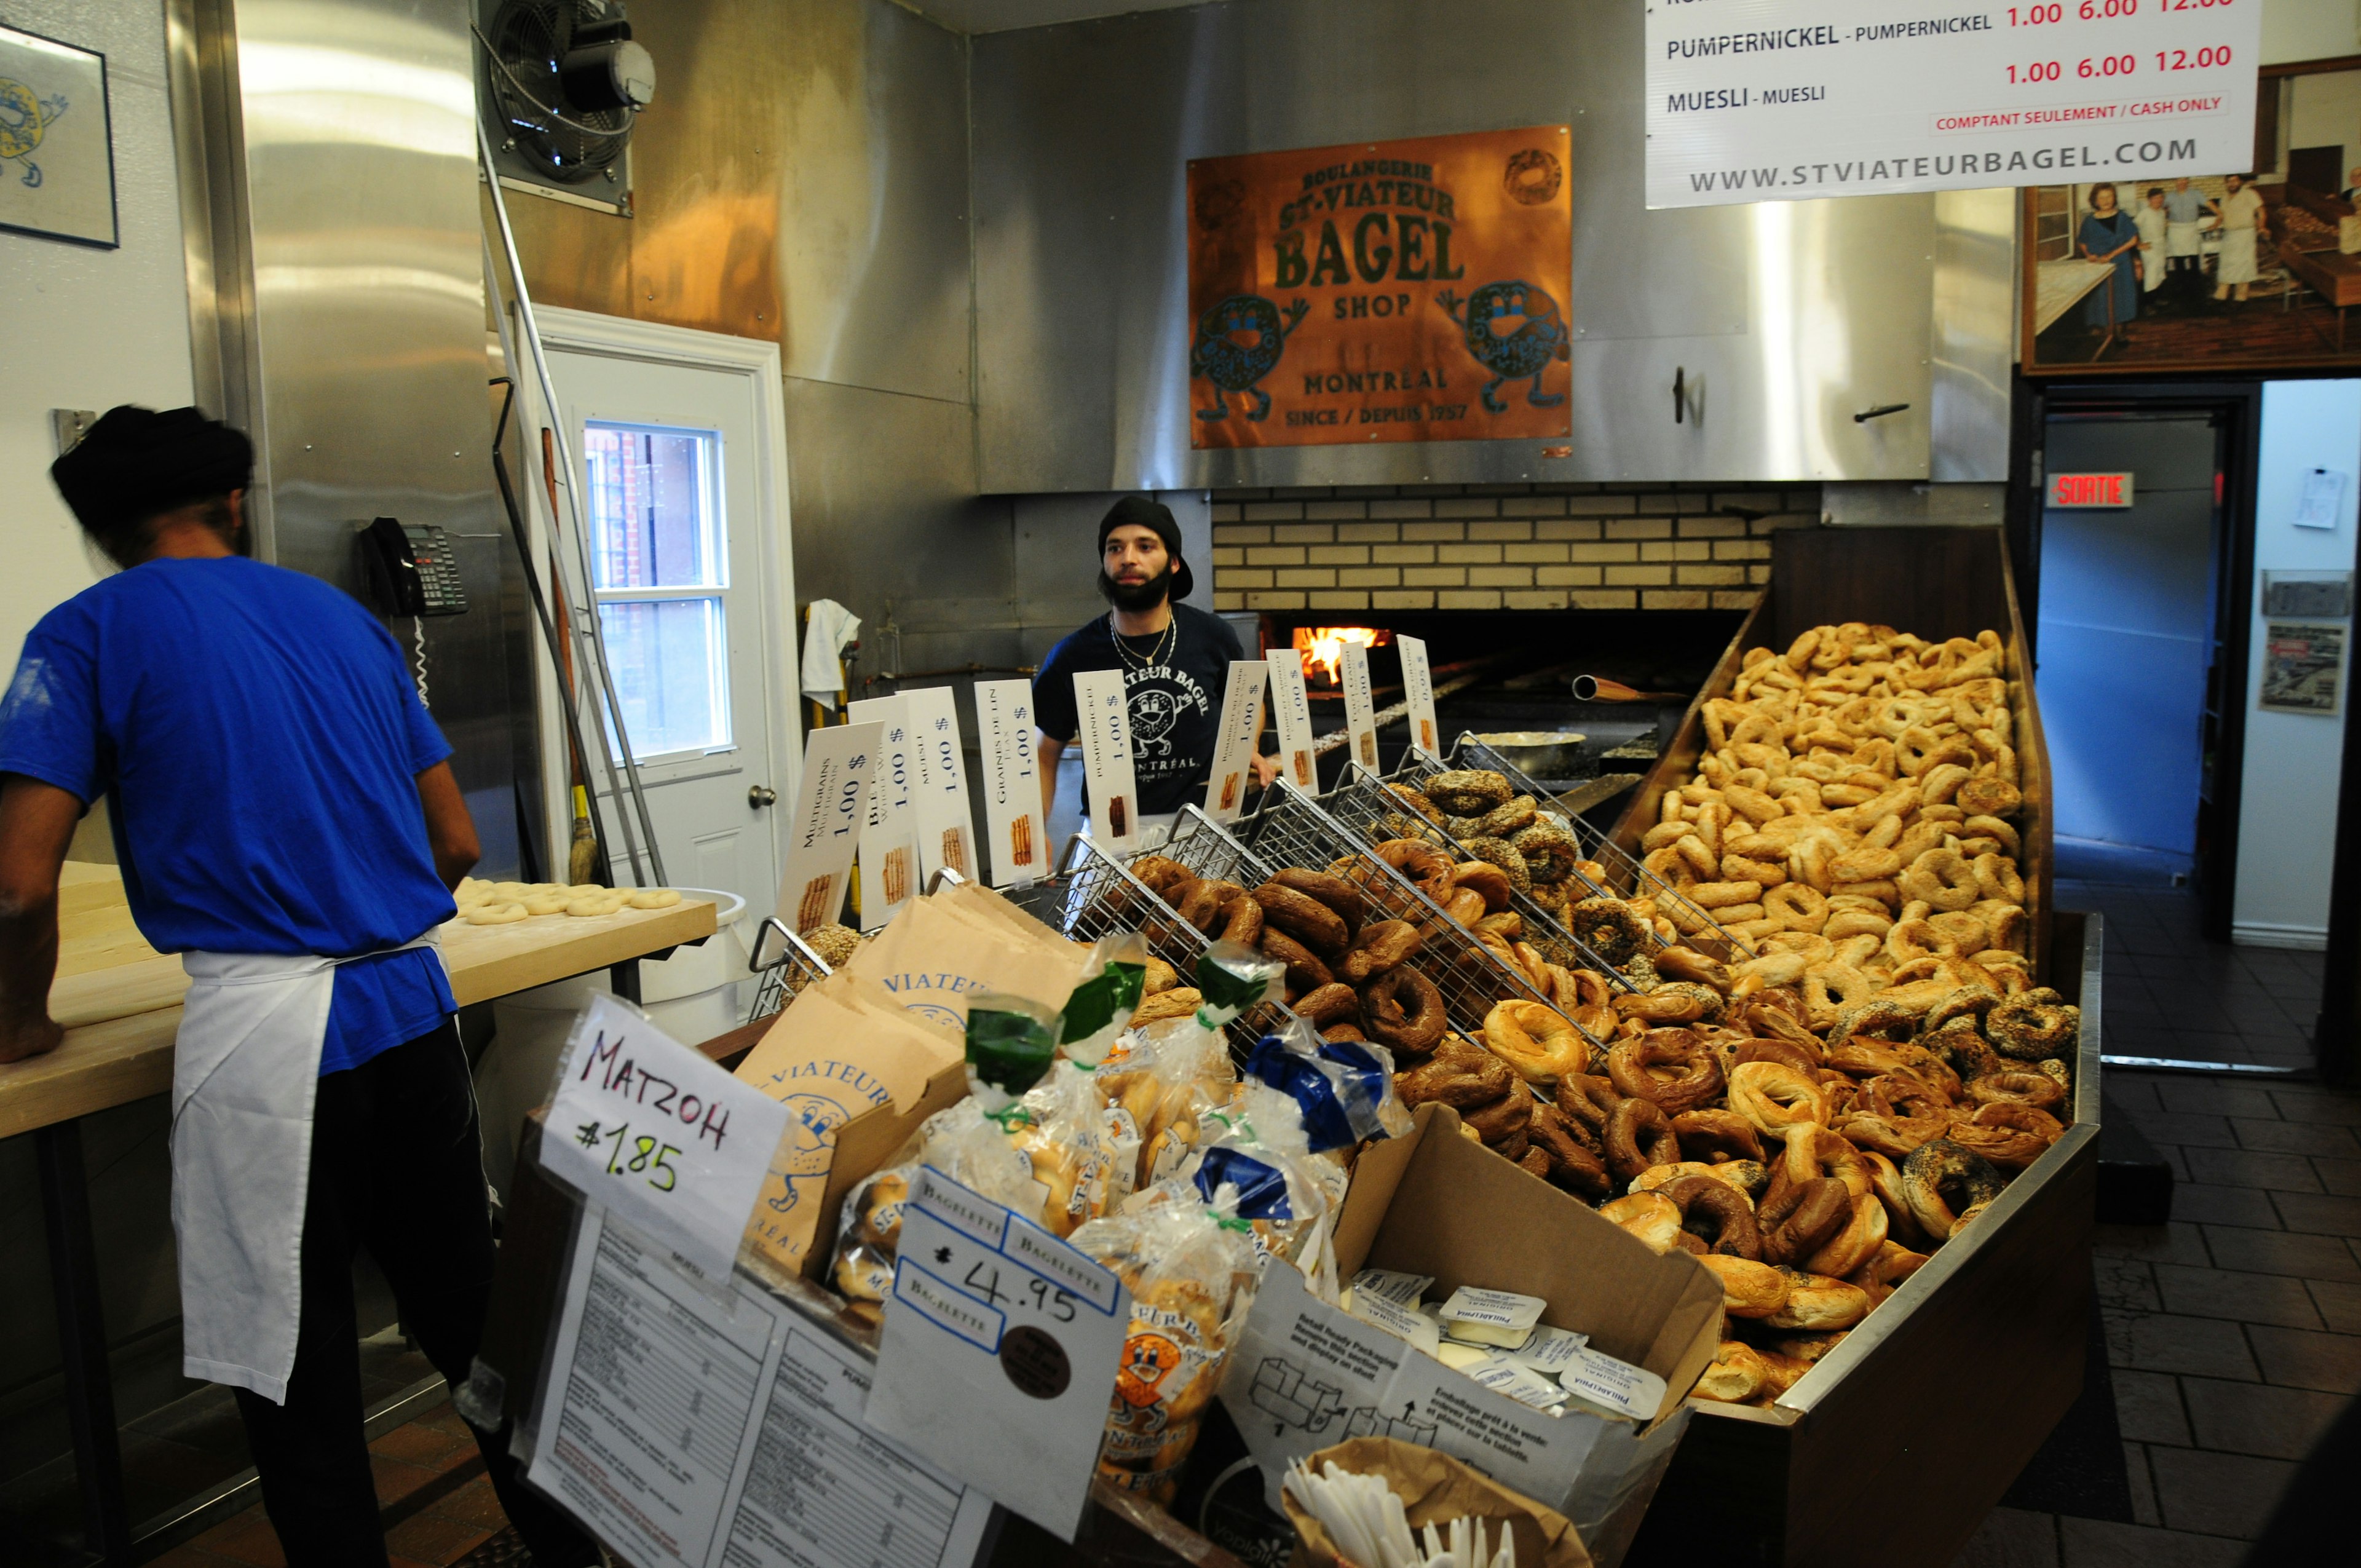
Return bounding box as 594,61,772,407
1610,525,2100,1568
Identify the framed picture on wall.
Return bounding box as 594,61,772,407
0,24,116,250
2023,57,2361,374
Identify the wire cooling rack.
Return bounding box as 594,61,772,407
999,835,1302,1051
1157,793,1607,1051
1316,763,1639,987
745,917,834,1023
1390,736,1746,964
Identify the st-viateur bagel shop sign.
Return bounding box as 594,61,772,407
1185,126,1573,448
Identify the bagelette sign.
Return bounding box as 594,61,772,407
1646,0,2260,208
1185,125,1573,447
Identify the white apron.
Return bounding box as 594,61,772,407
172,934,446,1403
2166,220,2201,259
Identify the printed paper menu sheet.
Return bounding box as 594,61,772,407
529,1209,994,1568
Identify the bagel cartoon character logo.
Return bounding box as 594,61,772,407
0,76,67,188
763,1090,851,1215
1115,1330,1185,1418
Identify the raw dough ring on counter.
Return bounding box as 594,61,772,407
464,901,529,925
522,892,573,916
1482,1000,1589,1083
1358,967,1447,1056
566,893,628,917
627,888,682,910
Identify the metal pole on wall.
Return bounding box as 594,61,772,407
477,122,667,887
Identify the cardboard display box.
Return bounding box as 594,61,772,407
1220,1103,1723,1568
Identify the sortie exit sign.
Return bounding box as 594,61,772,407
2049,472,2135,509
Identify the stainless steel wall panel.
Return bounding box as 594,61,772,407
1930,188,2016,483
773,0,974,404
178,0,529,873
973,0,1988,490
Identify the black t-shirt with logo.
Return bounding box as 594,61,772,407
1033,605,1245,817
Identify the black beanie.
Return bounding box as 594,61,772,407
50,406,253,556
1097,495,1193,602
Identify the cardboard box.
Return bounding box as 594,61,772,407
1218,1104,1722,1567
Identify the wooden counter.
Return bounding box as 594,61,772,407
0,867,717,1139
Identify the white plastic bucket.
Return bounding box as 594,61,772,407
475,888,750,1198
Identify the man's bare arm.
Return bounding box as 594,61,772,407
1035,733,1066,826
0,777,85,1063
416,761,481,892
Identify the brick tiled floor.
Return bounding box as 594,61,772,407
1952,885,2360,1566
1955,1070,2361,1565
148,1401,510,1568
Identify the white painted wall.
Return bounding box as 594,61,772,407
2263,0,2361,65
2290,69,2361,192
2234,381,2361,949
0,1,194,668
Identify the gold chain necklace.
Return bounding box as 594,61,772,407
1107,611,1174,672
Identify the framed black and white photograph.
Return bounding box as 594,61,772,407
0,23,116,249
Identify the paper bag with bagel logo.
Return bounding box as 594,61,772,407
732,972,962,1276
844,884,1093,1034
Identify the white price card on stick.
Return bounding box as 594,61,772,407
1265,646,1320,791
975,678,1046,887
539,994,790,1283
1203,660,1268,823
1340,641,1380,775
773,721,883,935
847,696,920,930
867,1166,1129,1542
1397,634,1441,760
1070,668,1144,850
906,685,979,884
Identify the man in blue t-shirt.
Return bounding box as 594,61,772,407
0,408,596,1567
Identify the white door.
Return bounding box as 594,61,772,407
546,346,785,914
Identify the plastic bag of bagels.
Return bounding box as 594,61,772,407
1283,1435,1594,1568
1072,1184,1261,1506
1244,1016,1407,1153
1094,1017,1241,1194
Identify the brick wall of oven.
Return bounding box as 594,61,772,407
1208,484,1822,614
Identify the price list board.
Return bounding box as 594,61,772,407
529,1210,994,1568
1645,0,2261,207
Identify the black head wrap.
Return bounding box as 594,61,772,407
1096,494,1193,601
50,406,252,561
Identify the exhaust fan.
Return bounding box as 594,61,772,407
475,0,654,215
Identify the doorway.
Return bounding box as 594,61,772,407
2036,414,2224,886
537,309,799,916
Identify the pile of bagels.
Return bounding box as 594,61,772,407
1131,619,2073,1411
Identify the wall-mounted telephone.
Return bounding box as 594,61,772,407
358,517,469,617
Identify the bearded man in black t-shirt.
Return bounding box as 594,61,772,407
1034,497,1279,839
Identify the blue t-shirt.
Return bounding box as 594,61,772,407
0,556,459,1075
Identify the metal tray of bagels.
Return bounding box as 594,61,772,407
1605,525,2093,1568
